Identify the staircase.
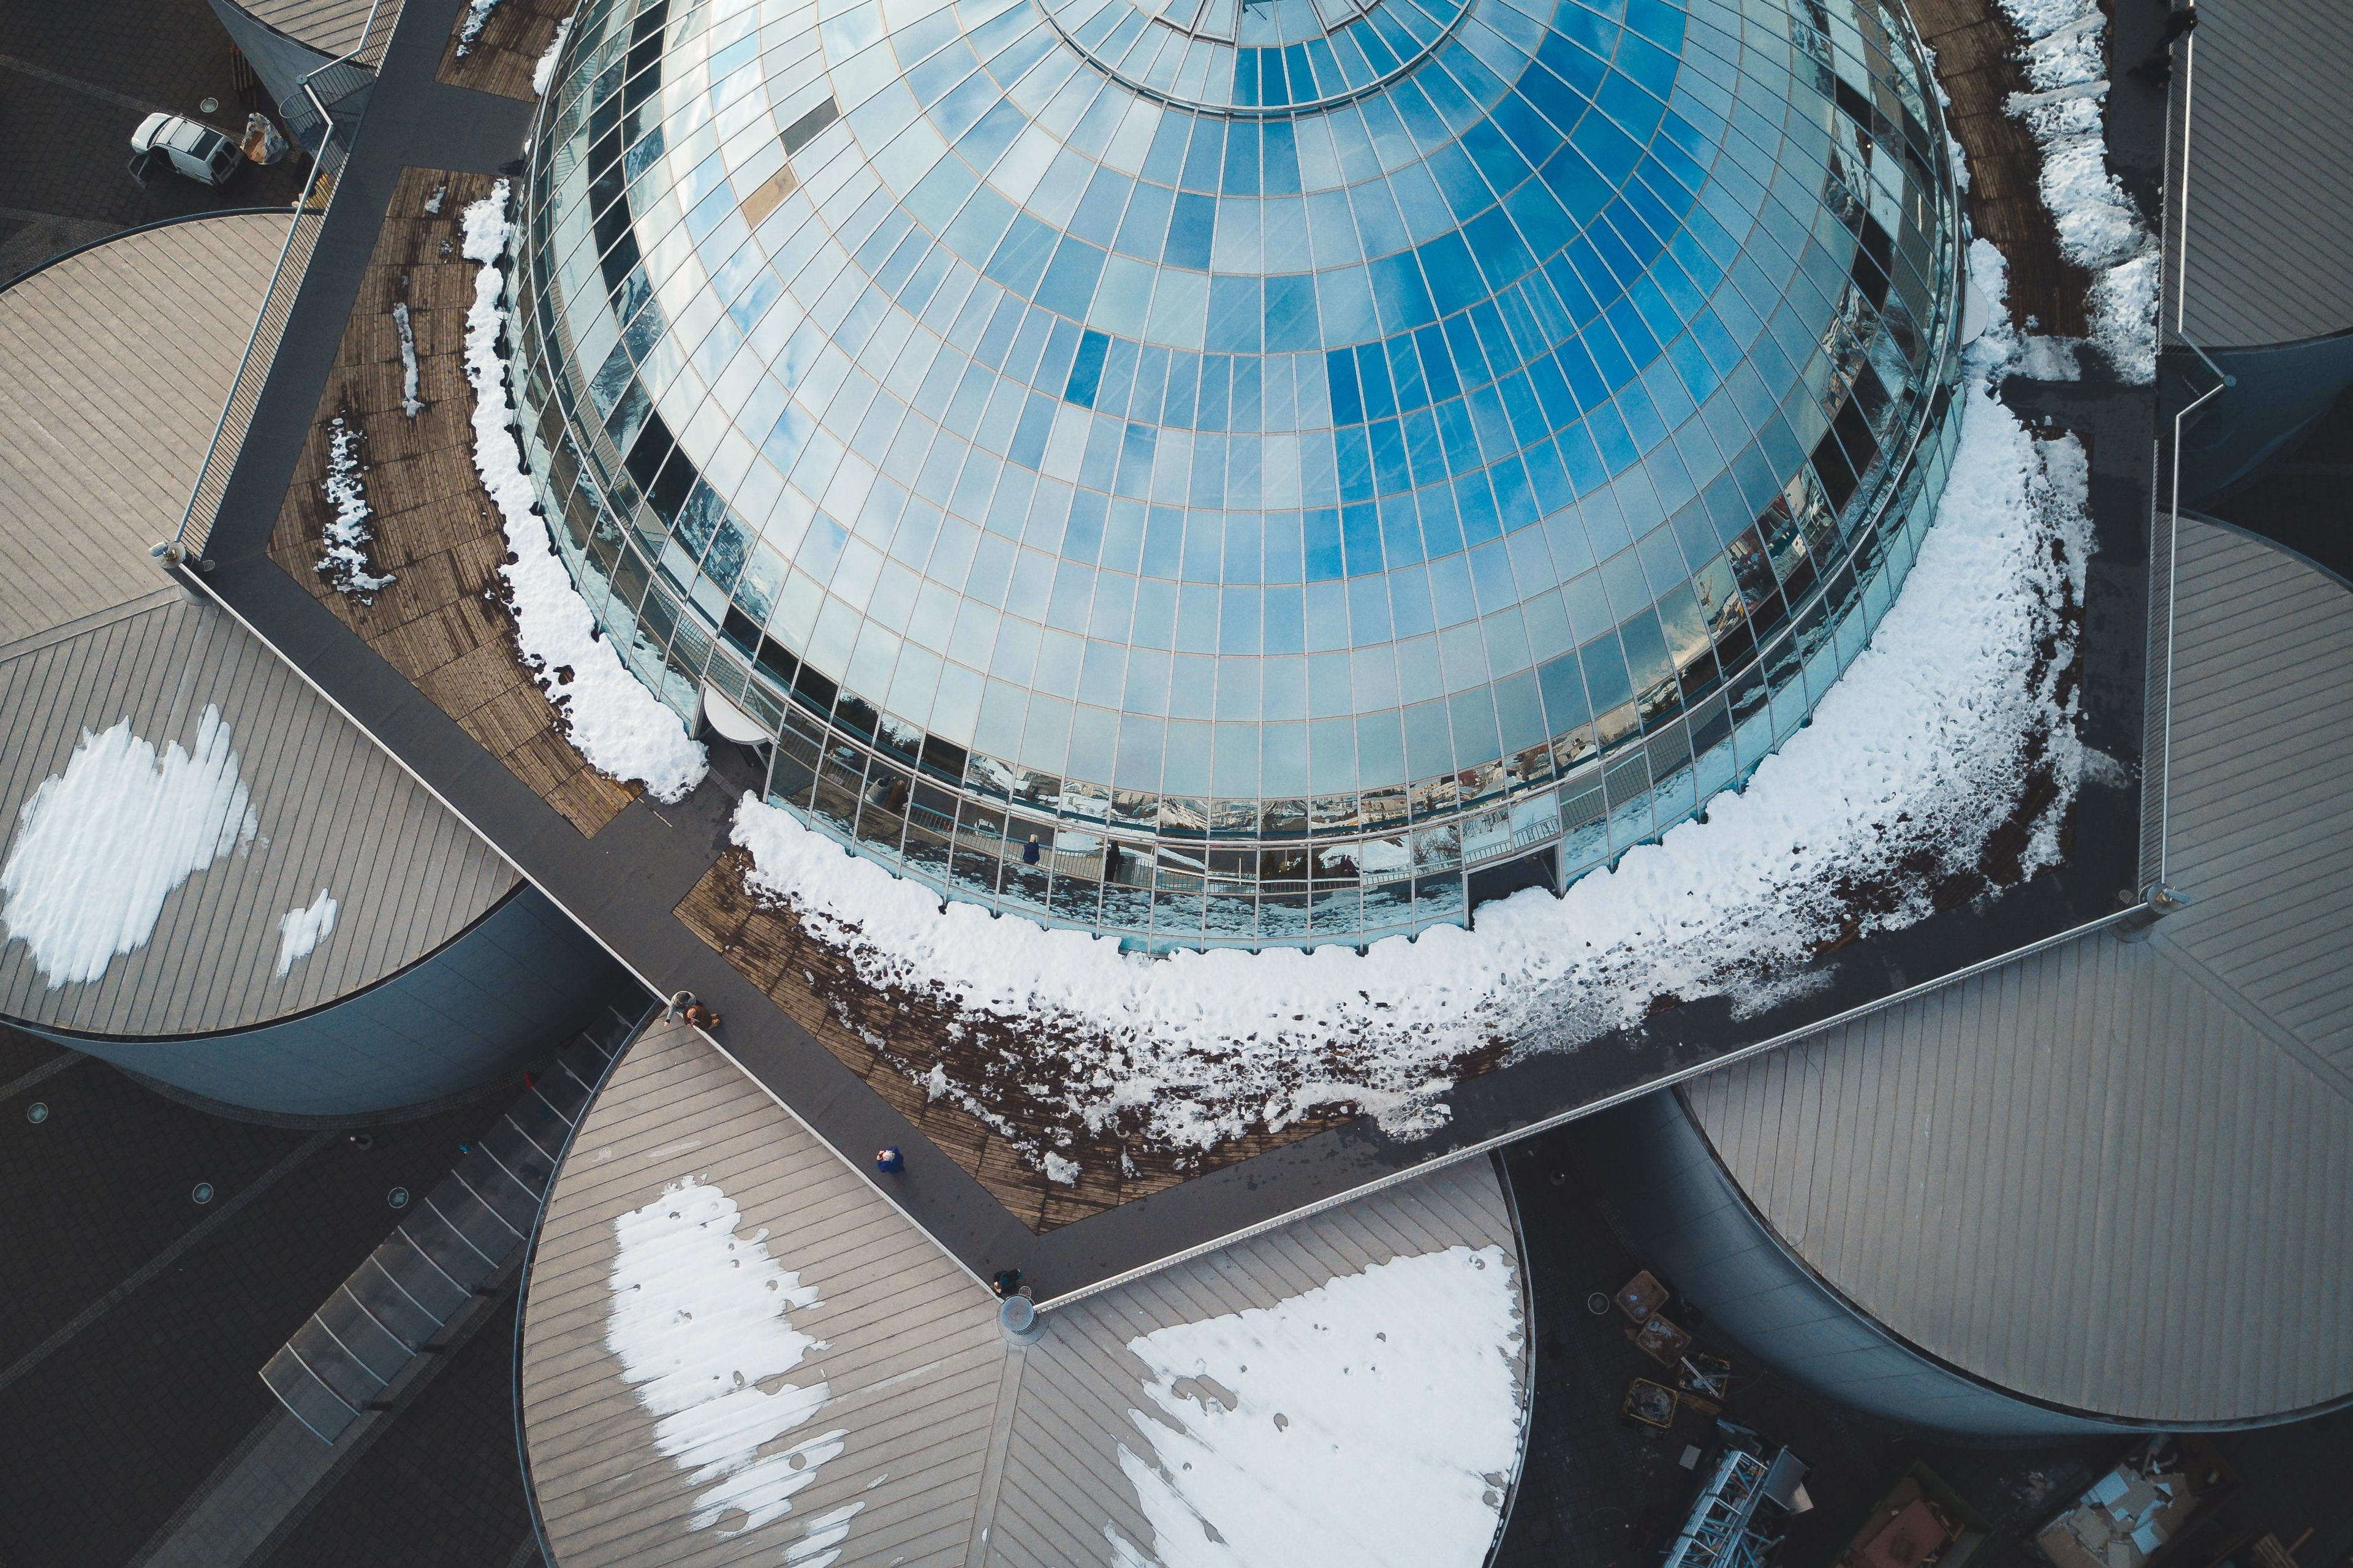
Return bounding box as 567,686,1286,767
260,997,654,1443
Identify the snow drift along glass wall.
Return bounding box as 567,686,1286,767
510,0,1965,950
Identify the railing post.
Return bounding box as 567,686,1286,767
2114,883,2186,943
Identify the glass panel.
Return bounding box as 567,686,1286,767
512,0,1966,947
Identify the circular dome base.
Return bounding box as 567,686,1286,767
515,0,1967,952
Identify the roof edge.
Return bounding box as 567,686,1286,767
3,881,528,1045
1672,1070,2353,1431
0,206,295,296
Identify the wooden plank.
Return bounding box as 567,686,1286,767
265,167,634,838
436,0,575,99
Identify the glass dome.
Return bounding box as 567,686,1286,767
512,0,1965,950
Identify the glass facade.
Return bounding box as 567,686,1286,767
510,0,1965,950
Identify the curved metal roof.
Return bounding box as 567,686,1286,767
223,0,379,58
2164,0,2353,349
0,214,282,648
512,0,1965,947
521,1018,1531,1566
0,216,519,1037
1683,518,2353,1425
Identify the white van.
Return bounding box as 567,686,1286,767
129,114,241,187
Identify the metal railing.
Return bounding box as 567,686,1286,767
167,0,404,561
2146,335,2228,888
2142,29,2228,892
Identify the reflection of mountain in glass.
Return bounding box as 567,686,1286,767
512,0,1966,950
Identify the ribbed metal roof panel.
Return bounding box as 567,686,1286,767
520,1020,1529,1567
2165,0,2353,347
1683,518,2353,1423
230,0,378,58
0,213,284,649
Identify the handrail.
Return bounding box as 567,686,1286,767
2146,26,2227,890
2151,335,2229,887
2172,33,2197,338
167,0,404,561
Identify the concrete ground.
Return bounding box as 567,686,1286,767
1492,1123,2125,1568
0,0,310,286
0,1025,546,1568
1495,1119,2353,1568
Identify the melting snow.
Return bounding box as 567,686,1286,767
533,18,572,95
461,183,707,803
392,302,423,417
607,1176,851,1539
423,183,447,216
727,241,2093,1167
276,888,338,977
786,1502,865,1567
1108,1245,1525,1568
1999,0,2159,382
318,416,394,600
0,708,259,987
454,0,502,55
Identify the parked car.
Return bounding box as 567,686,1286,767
129,113,241,187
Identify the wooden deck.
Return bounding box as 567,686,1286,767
1909,0,2093,338
674,849,1345,1232
521,1020,1528,1568
437,0,576,100
268,166,635,836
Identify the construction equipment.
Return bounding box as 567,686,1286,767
1661,1433,1808,1568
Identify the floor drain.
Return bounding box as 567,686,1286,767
25,1102,47,1124
200,96,219,113
388,1186,410,1209
192,1182,216,1205
1586,1291,1610,1316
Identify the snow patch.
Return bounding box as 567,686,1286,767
1999,0,2158,381
2015,335,2081,382
1107,1246,1525,1568
1042,1152,1080,1186
726,239,2092,1172
606,1177,852,1539
276,888,338,977
455,0,503,55
786,1502,864,1567
318,417,394,600
423,183,447,216
392,302,423,417
533,18,572,95
460,183,707,803
0,708,260,987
